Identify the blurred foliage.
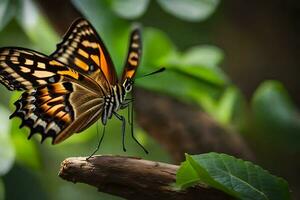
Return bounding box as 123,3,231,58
107,0,220,21
0,0,298,200
157,0,220,21
109,0,150,19
176,153,291,200
0,106,14,176
0,179,4,200
251,81,300,152
0,0,58,53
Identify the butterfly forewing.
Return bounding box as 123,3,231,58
0,47,82,91
50,18,118,86
11,80,104,144
121,27,142,82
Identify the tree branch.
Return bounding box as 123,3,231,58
134,88,255,163
59,155,233,200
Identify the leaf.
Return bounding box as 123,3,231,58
109,0,149,19
251,80,300,151
214,86,242,125
172,65,227,87
137,28,227,114
0,0,15,31
181,45,224,68
141,27,177,68
176,153,291,200
176,160,200,189
157,0,220,22
0,106,15,176
166,45,228,88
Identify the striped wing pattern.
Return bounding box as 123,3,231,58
50,18,118,86
121,27,142,82
0,47,106,144
0,47,81,91
10,81,103,144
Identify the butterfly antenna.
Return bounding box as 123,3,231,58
135,67,165,79
86,122,106,160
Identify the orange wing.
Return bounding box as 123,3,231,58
10,80,104,144
50,18,118,85
121,27,142,82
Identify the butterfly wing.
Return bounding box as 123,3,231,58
10,80,104,144
0,47,83,91
50,18,118,85
121,27,142,82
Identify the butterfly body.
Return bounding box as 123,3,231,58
0,18,141,146
101,80,132,125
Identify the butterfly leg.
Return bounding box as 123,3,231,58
86,123,106,160
120,98,134,110
128,103,132,125
128,102,149,154
113,112,127,152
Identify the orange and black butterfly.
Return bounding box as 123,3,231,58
0,18,154,155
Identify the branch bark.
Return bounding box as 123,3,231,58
59,155,233,200
134,88,255,163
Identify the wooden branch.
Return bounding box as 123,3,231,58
134,88,255,163
59,155,233,200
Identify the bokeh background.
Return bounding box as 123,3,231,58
0,0,299,199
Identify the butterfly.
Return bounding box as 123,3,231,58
0,18,149,154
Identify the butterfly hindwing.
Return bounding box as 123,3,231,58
10,81,104,144
0,47,82,91
121,27,142,82
50,18,118,85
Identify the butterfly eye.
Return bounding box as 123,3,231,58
125,85,132,92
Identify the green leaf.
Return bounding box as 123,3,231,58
176,159,200,189
0,0,15,30
214,86,242,125
166,45,228,88
137,29,226,114
109,0,149,19
141,27,177,68
180,45,224,68
0,179,4,200
171,65,227,87
0,106,15,176
251,80,300,151
176,153,291,200
157,0,220,22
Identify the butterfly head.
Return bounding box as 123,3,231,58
122,77,134,93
